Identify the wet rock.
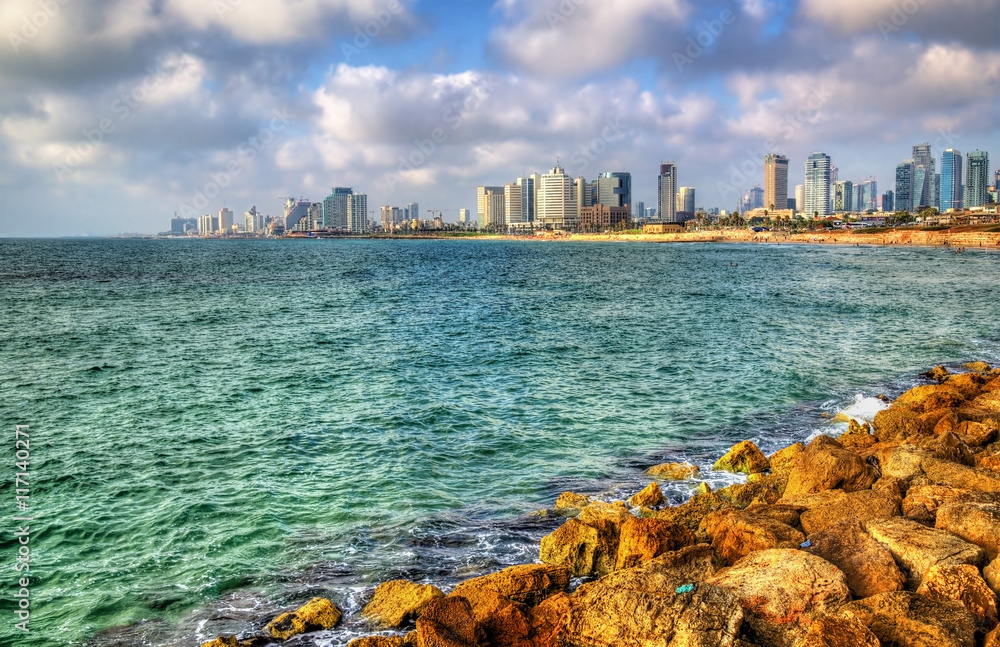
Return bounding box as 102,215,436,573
784,436,878,496
565,548,741,647
706,549,850,647
965,361,993,374
199,635,273,647
785,488,901,535
553,492,591,512
935,501,1000,560
646,461,701,480
843,591,974,647
865,517,986,586
415,597,484,647
902,485,971,523
628,482,665,508
615,516,695,570
539,518,599,577
450,564,569,608
363,580,444,628
838,420,878,453
873,408,922,442
713,440,770,475
923,365,951,383
769,443,805,473
916,563,998,633
790,614,881,647
805,519,905,599
703,509,804,565
266,598,342,641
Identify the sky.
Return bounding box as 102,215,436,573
0,0,998,235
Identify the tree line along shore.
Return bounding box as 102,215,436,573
200,361,1000,647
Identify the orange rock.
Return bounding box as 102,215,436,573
873,407,921,441
450,564,569,608
986,625,1000,647
628,482,665,508
945,372,988,399
553,491,591,512
266,597,342,641
645,461,700,480
957,420,998,447
865,517,986,587
615,516,695,569
348,637,408,647
713,440,770,474
703,509,804,565
363,580,444,628
894,384,967,413
936,501,1000,560
539,519,599,576
916,563,998,633
415,597,484,647
791,614,881,647
769,443,805,473
789,488,901,535
842,591,975,647
805,519,905,599
902,485,970,523
784,436,878,496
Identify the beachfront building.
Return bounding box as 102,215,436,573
504,183,523,225
855,179,877,212
596,172,632,210
833,181,854,213
482,188,505,229
940,149,963,211
323,188,352,230
199,213,218,235
895,161,914,213
405,202,420,222
912,143,936,210
284,198,311,231
218,208,233,233
476,185,504,228
579,205,630,231
537,164,576,230
657,163,678,222
347,193,368,233
794,184,805,214
965,150,990,208
804,153,831,217
880,191,894,212
764,154,789,210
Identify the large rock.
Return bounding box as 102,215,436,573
363,580,445,628
415,597,484,647
902,485,971,523
784,436,878,496
972,391,1000,414
987,625,1000,647
957,420,998,447
348,638,410,647
564,546,741,647
199,635,273,647
936,501,1000,560
628,482,665,508
873,408,921,441
646,462,700,480
450,564,569,608
915,563,998,633
703,509,804,565
921,456,1000,492
784,488,900,535
769,443,805,473
865,517,986,586
713,440,770,475
894,384,967,413
656,491,732,538
790,614,881,647
986,558,1000,595
576,501,632,575
615,516,695,570
553,491,591,512
805,519,905,599
539,518,599,576
842,591,975,647
945,372,988,399
265,597,342,640
706,549,850,647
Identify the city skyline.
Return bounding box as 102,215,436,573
0,0,998,236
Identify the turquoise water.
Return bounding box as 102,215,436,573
1,238,998,646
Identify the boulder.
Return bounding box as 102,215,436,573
539,518,599,577
646,461,701,480
615,516,695,570
873,407,921,441
790,614,881,647
703,510,804,565
199,635,272,647
266,597,342,641
957,420,999,447
790,488,901,535
966,361,994,374
874,444,931,482
979,453,1000,473
717,472,788,508
972,391,1000,414
923,365,951,383
902,485,971,523
915,563,998,633
706,549,850,646
553,491,591,512
577,501,632,575
921,456,1000,492
805,519,905,599
917,430,974,466
987,625,1000,647
933,409,961,435
450,564,569,608
986,558,1000,596
894,384,967,413
656,491,732,538
348,638,409,647
450,588,531,647
415,597,484,647
935,501,1000,560
784,436,878,496
713,440,770,475
945,372,988,399
363,580,445,628
865,517,986,586
565,547,742,647
628,482,665,508
842,591,974,647
769,443,805,473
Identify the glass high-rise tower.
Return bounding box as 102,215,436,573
965,150,990,208
804,152,831,217
940,149,963,211
657,163,677,222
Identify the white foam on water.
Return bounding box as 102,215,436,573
841,393,889,422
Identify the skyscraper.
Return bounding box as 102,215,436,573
537,164,575,229
504,183,523,225
476,185,504,228
406,202,420,222
912,143,936,210
794,184,805,213
940,149,962,211
218,207,233,233
833,181,854,213
323,188,352,230
596,172,632,209
347,193,368,233
307,203,323,230
284,198,311,231
804,153,831,217
855,179,877,213
895,160,914,213
634,201,645,221
677,187,696,214
657,163,677,222
965,150,990,208
763,154,789,210
518,175,538,223
482,188,506,229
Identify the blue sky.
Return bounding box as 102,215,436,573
0,0,997,235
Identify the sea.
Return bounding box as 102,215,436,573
1,237,998,646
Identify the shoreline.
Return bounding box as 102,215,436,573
200,360,1000,647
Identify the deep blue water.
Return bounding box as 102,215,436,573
0,238,998,646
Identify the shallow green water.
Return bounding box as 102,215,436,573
0,238,997,646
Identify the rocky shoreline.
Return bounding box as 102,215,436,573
201,361,1000,647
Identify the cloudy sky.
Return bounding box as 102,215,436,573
0,0,997,235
